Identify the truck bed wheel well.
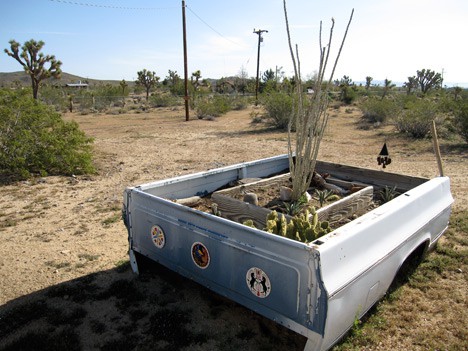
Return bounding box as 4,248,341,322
389,241,428,292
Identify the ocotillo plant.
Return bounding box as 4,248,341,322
283,1,354,201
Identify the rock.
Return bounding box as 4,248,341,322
280,186,293,201
243,193,259,206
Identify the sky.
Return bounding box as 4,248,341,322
1,0,467,87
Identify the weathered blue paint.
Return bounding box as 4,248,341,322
123,155,453,351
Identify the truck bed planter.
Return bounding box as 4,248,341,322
122,154,453,351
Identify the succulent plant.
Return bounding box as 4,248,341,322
313,189,341,207
264,208,332,243
378,186,399,204
243,219,256,228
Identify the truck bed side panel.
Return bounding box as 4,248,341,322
127,189,327,341
315,177,453,350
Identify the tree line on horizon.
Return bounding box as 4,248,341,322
1,39,467,182
3,39,465,102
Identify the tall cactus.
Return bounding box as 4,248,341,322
283,1,354,201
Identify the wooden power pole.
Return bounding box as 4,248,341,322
182,0,189,121
253,28,268,105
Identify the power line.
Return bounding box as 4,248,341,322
185,5,249,49
48,0,177,11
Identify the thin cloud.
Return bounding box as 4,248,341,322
196,35,251,57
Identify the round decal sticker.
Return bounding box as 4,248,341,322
246,267,271,298
151,225,165,249
191,242,210,269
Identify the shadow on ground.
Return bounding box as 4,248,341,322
0,259,307,351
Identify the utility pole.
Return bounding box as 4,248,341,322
253,28,268,105
182,0,189,121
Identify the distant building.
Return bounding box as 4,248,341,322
65,80,88,88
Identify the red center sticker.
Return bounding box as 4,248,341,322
246,267,271,298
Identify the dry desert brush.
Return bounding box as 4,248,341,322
283,1,354,201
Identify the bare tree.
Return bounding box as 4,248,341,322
4,39,62,99
283,0,354,201
234,66,249,94
136,69,159,101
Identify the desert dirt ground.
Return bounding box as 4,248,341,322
0,105,467,350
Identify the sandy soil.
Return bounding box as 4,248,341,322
0,105,466,350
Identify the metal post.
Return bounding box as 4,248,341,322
253,29,267,106
182,0,189,121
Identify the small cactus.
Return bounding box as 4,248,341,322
244,207,332,243
265,207,332,243
243,219,256,228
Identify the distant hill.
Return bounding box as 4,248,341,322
0,71,131,87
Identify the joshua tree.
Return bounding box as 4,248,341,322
452,86,463,100
4,39,62,99
404,76,418,95
136,69,159,101
120,79,128,106
165,70,180,86
120,79,128,95
414,69,443,94
337,75,354,103
365,76,373,91
262,68,276,82
381,78,396,99
283,0,353,201
164,70,184,96
191,70,201,89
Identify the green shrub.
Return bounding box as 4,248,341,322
194,94,232,118
148,93,181,107
395,99,439,138
398,93,419,108
262,91,293,130
341,86,357,104
230,96,248,110
213,95,232,114
72,85,124,112
39,85,68,112
72,91,91,111
0,89,95,181
453,99,468,143
194,96,217,118
436,93,459,114
360,97,401,124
